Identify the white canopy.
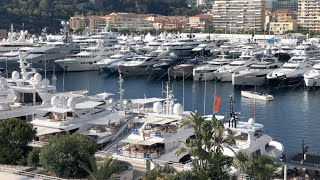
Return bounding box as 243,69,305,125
39,107,70,113
35,126,62,136
131,98,165,105
75,101,104,109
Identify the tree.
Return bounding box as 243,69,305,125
40,133,97,178
79,155,127,180
143,164,177,180
0,118,36,164
234,152,279,180
177,113,235,180
28,148,40,167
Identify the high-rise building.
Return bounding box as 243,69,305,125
272,0,298,11
297,0,320,31
211,0,266,31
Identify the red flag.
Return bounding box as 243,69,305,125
214,93,221,113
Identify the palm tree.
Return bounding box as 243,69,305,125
234,152,279,180
79,155,126,180
176,113,235,180
143,164,177,180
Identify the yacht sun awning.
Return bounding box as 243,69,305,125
120,138,142,144
136,117,166,124
153,118,178,125
75,101,104,109
35,126,63,136
136,140,162,146
89,113,133,125
131,98,165,104
39,107,71,114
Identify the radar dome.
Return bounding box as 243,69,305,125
51,96,59,107
108,98,115,104
248,118,255,126
34,73,42,82
173,103,183,115
123,99,132,107
153,102,162,113
12,71,20,80
41,78,50,87
67,98,76,109
0,77,8,88
22,73,29,81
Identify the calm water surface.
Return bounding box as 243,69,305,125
51,71,320,154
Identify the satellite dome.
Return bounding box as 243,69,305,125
173,103,183,115
34,73,42,82
248,118,255,126
41,78,50,87
67,98,76,109
12,71,20,80
123,99,132,107
0,77,8,88
22,73,29,81
51,96,59,107
108,98,114,104
153,102,162,113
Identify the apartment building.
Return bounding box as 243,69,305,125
297,0,320,31
272,0,298,11
188,14,213,31
147,15,188,30
69,16,88,31
104,13,153,31
211,0,266,32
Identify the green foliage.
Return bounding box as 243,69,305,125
143,164,177,180
27,148,40,167
0,0,190,33
234,152,279,180
79,155,127,180
0,118,36,165
177,113,235,180
39,133,97,178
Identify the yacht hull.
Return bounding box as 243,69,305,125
232,72,268,86
214,71,232,82
267,76,304,87
193,71,217,81
304,78,320,87
56,61,98,72
118,65,151,76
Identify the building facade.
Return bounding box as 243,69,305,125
270,21,297,34
104,13,153,31
272,0,298,11
147,15,188,30
211,0,266,32
69,16,88,31
188,14,213,31
297,0,320,31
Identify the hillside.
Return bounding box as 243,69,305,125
0,0,191,33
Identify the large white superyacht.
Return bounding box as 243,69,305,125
266,53,313,86
232,55,282,86
214,52,258,82
193,54,233,81
55,44,118,72
304,63,320,87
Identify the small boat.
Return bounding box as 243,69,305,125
241,91,274,101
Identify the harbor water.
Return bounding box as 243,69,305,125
52,71,320,154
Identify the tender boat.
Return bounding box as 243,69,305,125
241,91,274,101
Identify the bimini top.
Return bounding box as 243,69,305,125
131,98,165,105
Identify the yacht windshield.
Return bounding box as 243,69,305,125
249,66,267,70
282,66,296,69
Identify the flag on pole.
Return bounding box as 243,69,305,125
253,98,256,121
214,93,221,113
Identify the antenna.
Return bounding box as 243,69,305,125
182,70,185,108
118,70,124,110
203,74,207,115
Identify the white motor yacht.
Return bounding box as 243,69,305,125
118,46,174,76
214,52,258,82
55,45,118,72
96,46,137,73
267,53,313,86
193,55,233,81
232,56,282,86
304,63,320,87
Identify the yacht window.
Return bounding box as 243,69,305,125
282,66,296,69
235,133,248,141
254,129,263,138
229,64,242,66
249,66,266,70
